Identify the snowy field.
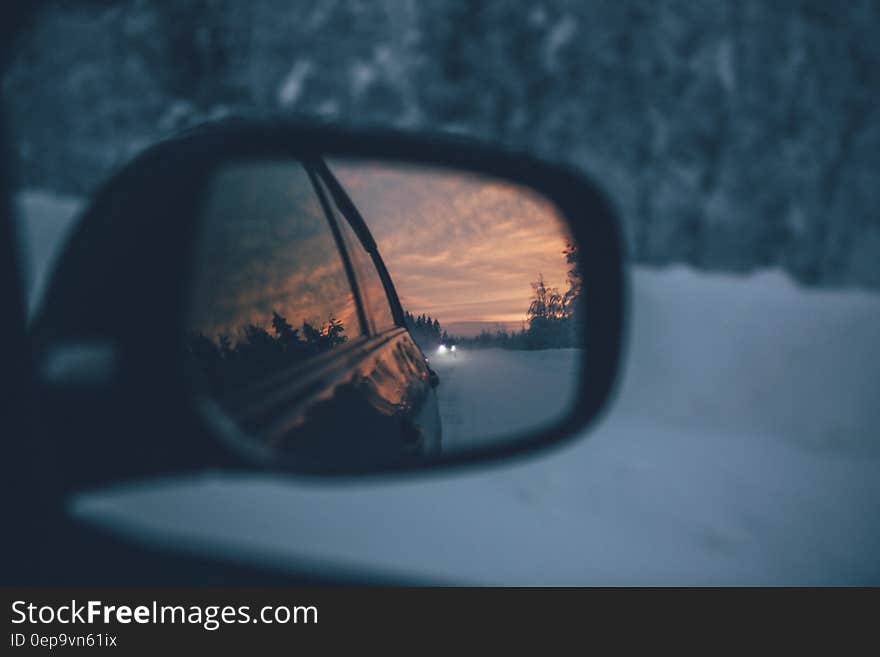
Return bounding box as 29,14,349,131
18,190,880,584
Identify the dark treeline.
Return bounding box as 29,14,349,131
404,311,450,352
185,311,347,393
458,274,578,351
417,243,583,351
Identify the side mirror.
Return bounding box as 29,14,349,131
33,120,626,482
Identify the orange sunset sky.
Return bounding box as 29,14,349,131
329,160,572,336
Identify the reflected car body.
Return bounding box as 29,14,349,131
210,322,443,469
185,156,443,469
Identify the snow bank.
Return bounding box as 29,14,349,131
14,191,880,584
623,266,880,457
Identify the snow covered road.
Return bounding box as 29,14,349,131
429,347,580,452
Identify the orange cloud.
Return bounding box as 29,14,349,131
329,159,572,335
189,161,361,342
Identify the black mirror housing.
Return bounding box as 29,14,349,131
31,119,627,487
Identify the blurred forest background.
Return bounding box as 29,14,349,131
3,0,879,287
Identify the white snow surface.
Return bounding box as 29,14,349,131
17,190,880,584
429,347,581,451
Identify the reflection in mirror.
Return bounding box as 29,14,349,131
186,161,358,396
185,157,582,472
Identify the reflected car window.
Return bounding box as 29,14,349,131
317,175,397,334
186,160,359,392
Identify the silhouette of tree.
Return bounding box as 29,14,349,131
325,316,347,347
562,243,584,339
404,309,446,351
527,274,565,322
272,310,299,347
563,243,582,309
185,311,349,393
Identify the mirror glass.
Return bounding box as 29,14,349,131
185,157,583,471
